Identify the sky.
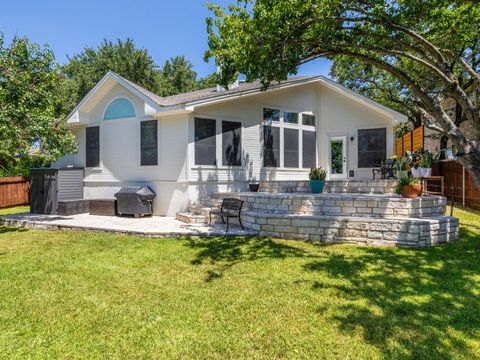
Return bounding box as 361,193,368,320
0,0,332,79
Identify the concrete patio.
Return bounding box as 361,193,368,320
0,212,256,238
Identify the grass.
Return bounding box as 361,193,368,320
0,207,479,359
0,205,29,216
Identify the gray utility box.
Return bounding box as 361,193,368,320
30,168,84,215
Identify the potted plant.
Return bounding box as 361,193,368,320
309,167,327,193
247,160,260,192
395,156,410,179
420,151,434,177
396,176,422,198
407,151,422,177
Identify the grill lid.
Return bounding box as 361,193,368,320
114,186,156,200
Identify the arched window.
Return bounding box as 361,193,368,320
103,98,136,120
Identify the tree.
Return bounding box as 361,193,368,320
0,34,76,176
205,0,480,188
59,38,162,116
160,56,199,96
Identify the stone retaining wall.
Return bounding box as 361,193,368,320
212,192,446,218
241,211,459,247
259,180,397,194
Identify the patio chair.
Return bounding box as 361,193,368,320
372,159,396,180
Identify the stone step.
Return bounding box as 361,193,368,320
175,212,208,224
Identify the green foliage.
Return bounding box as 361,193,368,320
420,150,434,168
395,157,410,172
396,176,420,194
160,56,202,96
205,0,480,188
0,208,479,358
0,34,76,175
309,167,327,180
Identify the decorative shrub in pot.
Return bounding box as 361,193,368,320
395,156,410,179
420,151,434,177
396,176,422,198
309,167,327,193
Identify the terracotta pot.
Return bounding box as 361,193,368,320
400,184,422,198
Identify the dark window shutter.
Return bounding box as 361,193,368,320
141,120,158,166
85,126,100,168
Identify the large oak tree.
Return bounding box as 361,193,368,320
205,0,480,187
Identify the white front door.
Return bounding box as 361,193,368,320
328,135,347,179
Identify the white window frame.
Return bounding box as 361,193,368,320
261,106,317,170
138,119,159,167
356,125,388,170
102,95,137,121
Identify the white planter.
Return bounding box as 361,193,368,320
420,168,432,177
411,167,422,178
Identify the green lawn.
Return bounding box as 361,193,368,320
0,207,479,359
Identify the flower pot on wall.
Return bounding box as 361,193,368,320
420,168,432,177
397,170,408,179
400,184,422,198
310,180,325,194
411,167,422,178
249,183,260,192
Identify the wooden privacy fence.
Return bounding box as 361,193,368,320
433,160,480,210
396,126,424,157
0,177,30,209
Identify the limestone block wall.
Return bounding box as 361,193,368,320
259,180,397,194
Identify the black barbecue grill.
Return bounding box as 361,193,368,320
114,186,156,217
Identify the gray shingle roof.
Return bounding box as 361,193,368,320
116,72,317,107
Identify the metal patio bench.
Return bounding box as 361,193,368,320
209,198,244,232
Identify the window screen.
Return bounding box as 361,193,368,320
302,114,315,126
195,118,217,166
263,108,280,123
222,121,242,166
358,128,387,168
263,126,280,167
284,128,299,168
140,120,158,166
284,112,299,124
302,131,316,168
85,126,100,168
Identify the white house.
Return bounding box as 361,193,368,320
58,71,407,216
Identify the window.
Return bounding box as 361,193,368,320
263,108,280,123
303,131,316,168
85,126,100,168
302,114,315,126
263,126,280,167
284,128,299,168
222,121,242,166
358,128,387,168
284,111,299,124
140,120,158,166
104,98,136,120
195,118,216,166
